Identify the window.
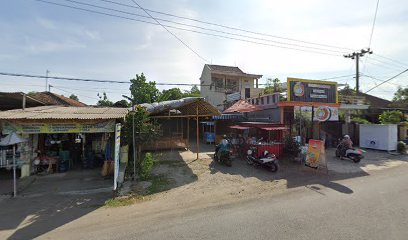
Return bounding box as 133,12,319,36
261,97,264,105
211,77,224,92
226,78,239,92
256,98,259,105
266,96,270,104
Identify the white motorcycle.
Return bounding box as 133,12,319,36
335,142,365,163
246,145,279,172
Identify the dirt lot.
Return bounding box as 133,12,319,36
126,144,408,208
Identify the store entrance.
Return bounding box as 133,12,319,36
35,133,113,173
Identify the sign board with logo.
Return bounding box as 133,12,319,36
287,78,338,103
294,106,339,122
2,120,116,134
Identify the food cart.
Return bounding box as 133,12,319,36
229,122,288,157
201,121,215,144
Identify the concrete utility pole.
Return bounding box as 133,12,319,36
45,70,50,92
344,48,373,93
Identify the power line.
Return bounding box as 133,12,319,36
33,0,341,57
97,0,352,51
365,68,408,93
319,74,355,81
368,0,380,48
372,53,408,68
60,0,346,54
129,0,208,63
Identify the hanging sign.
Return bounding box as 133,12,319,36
287,78,338,103
2,120,115,134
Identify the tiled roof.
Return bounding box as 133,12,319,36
28,92,87,107
206,64,262,78
0,106,128,120
0,92,46,110
223,100,262,113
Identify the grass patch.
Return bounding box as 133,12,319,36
104,194,149,208
148,175,172,194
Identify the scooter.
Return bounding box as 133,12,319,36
335,143,365,163
214,141,233,167
246,144,279,172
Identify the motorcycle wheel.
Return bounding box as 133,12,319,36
246,156,254,165
352,156,361,163
267,162,278,172
335,149,340,157
225,159,232,167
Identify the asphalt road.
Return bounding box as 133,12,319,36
38,164,408,240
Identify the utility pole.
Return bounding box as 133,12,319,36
45,70,50,92
344,48,373,93
48,84,52,92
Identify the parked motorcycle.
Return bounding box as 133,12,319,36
335,142,365,163
214,139,233,167
246,144,279,172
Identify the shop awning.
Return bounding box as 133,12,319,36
229,125,252,130
260,127,289,131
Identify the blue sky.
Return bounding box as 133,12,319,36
1,0,408,104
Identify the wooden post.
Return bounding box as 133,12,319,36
196,106,199,160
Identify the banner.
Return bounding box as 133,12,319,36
305,139,324,168
2,120,115,134
113,123,121,191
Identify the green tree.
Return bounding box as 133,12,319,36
338,84,356,96
264,78,282,94
124,73,159,105
183,85,200,97
159,88,184,101
379,110,404,124
113,99,129,108
96,92,113,107
69,94,79,101
124,106,159,168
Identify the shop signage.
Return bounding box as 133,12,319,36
294,106,339,122
287,78,338,103
113,123,121,191
313,106,339,121
305,139,324,168
2,120,116,134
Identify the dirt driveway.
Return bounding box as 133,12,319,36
126,144,408,209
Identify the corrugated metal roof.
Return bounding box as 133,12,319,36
28,92,87,107
137,97,221,116
0,106,128,120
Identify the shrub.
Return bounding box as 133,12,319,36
397,141,406,153
379,110,404,124
139,152,154,180
351,117,370,124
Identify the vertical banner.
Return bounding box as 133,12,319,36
113,123,121,191
305,139,323,168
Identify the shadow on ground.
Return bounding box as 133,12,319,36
0,169,112,240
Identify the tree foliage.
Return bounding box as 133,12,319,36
124,73,159,105
96,92,113,107
264,78,282,94
69,94,79,101
183,85,200,97
113,99,129,108
159,88,184,101
338,84,356,96
379,110,404,124
391,87,408,107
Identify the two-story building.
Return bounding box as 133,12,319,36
200,64,263,110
